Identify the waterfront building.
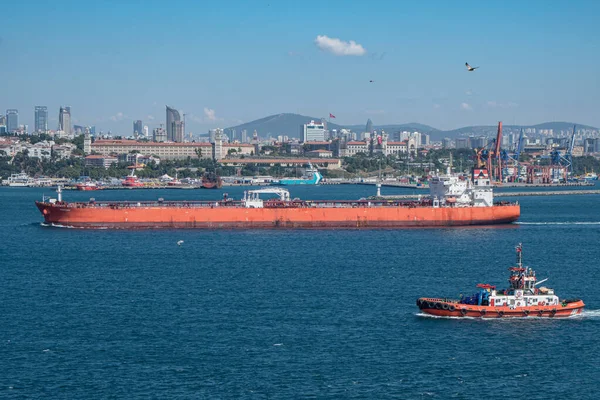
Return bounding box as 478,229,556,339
133,120,143,137
85,155,118,169
58,106,72,135
301,120,326,142
6,109,19,134
219,157,342,170
166,105,181,142
342,139,409,157
91,139,254,160
34,106,48,134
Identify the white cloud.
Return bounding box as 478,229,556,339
465,90,473,96
204,107,217,122
147,115,155,121
460,103,472,111
314,35,366,56
486,101,518,109
109,112,125,122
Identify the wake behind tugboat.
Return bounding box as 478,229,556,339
417,244,585,319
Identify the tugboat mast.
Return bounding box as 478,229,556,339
516,243,523,268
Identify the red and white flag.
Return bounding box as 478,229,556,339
329,113,336,119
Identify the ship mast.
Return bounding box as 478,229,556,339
516,243,523,268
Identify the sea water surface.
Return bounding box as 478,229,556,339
1,184,599,398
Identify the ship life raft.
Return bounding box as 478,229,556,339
417,244,585,319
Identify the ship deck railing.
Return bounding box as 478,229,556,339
45,198,518,209
47,199,443,209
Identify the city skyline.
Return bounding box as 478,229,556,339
1,0,600,134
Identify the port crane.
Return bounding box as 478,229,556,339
475,122,503,182
550,125,576,181
501,129,524,182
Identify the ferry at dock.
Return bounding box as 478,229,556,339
417,244,585,318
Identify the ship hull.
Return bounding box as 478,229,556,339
36,202,519,229
417,298,584,318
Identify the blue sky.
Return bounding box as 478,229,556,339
2,0,599,133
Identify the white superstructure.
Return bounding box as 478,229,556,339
2,173,35,187
243,188,291,208
428,168,494,208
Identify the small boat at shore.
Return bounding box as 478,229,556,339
417,244,584,318
76,181,99,191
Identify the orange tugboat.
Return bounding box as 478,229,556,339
35,167,519,229
122,168,144,187
417,244,585,318
76,181,99,191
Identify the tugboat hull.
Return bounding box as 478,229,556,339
417,298,585,318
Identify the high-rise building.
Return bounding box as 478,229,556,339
58,106,72,135
6,109,19,134
455,137,470,149
133,120,143,137
166,105,181,142
442,137,453,149
212,128,224,160
241,129,247,143
172,121,184,143
84,131,92,154
34,106,48,134
365,119,373,134
209,129,217,143
153,127,167,142
301,120,326,142
143,125,149,138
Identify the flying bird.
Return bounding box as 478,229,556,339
465,62,479,72
177,240,184,246
369,80,374,83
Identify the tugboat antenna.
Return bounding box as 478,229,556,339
516,243,523,268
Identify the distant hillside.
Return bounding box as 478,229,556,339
345,123,440,135
225,114,598,141
441,122,598,140
225,113,345,139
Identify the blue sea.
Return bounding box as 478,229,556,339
1,184,599,399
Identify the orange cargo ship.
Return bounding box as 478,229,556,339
35,168,520,229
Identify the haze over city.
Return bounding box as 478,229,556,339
2,0,599,133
